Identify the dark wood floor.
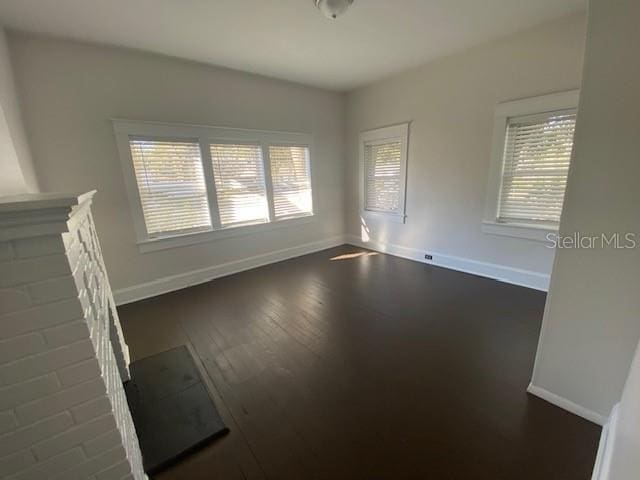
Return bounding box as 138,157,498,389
118,245,600,480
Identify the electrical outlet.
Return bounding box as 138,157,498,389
424,254,433,260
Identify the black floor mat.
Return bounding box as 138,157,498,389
124,345,229,475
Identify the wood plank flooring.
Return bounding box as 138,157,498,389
118,245,601,480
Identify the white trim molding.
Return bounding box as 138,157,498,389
113,235,346,305
359,122,410,224
483,90,579,234
527,383,607,426
493,90,580,118
346,234,550,291
137,215,316,253
118,233,552,305
591,403,618,480
0,191,96,240
112,118,316,252
481,221,556,243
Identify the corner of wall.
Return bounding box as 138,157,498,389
0,27,39,195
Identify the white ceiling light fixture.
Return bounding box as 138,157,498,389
314,0,354,19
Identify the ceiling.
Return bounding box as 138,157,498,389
0,0,586,91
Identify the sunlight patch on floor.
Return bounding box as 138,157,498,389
330,251,378,261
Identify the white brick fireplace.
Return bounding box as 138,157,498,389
0,192,146,479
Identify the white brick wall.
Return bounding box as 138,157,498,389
0,193,145,480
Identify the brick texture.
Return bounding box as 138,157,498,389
0,197,145,479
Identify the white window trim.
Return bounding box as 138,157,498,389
359,122,410,224
483,90,579,242
112,119,316,252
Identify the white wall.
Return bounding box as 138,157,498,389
9,33,345,296
0,28,38,194
531,0,640,422
345,14,586,289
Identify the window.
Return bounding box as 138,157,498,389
359,123,409,223
210,143,269,227
113,120,315,252
498,112,576,224
483,91,579,241
269,145,313,219
364,141,402,212
129,138,211,236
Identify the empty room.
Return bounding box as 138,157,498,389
0,0,638,479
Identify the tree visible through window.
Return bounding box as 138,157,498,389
118,121,316,243
129,138,211,236
364,141,402,213
359,123,409,222
498,112,576,225
269,145,313,219
210,143,269,227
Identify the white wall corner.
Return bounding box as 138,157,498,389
590,403,618,480
0,28,39,194
526,383,607,426
346,234,550,291
113,235,348,305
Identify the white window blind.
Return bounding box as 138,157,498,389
269,145,313,219
364,141,403,213
210,143,269,227
129,138,212,236
498,111,576,224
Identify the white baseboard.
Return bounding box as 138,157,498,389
114,233,550,304
527,383,607,426
346,234,550,291
113,235,346,305
591,404,618,480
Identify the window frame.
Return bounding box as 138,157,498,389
482,90,579,242
113,119,316,253
359,123,410,224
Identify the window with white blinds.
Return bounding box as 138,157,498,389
359,123,409,222
129,138,212,236
115,120,315,248
364,141,403,213
210,143,269,227
498,111,576,225
269,145,313,219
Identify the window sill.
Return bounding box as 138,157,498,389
138,214,316,253
481,221,557,242
362,210,406,224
